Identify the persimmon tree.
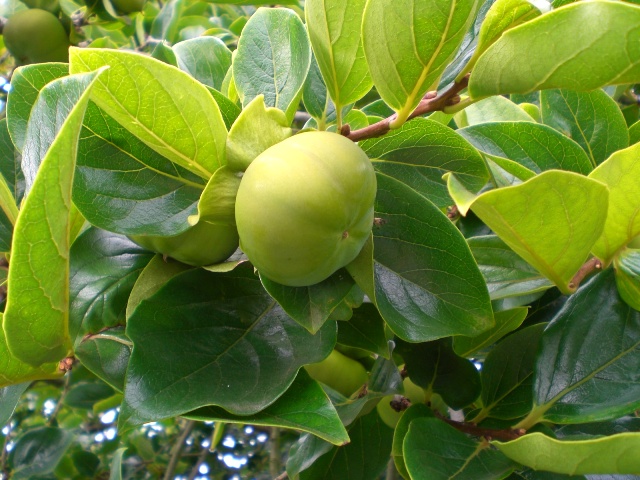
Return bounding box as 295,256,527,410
0,0,640,478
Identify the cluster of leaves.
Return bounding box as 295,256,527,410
1,0,640,478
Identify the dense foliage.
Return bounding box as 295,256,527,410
0,0,640,478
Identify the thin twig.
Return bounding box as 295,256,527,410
345,75,470,143
274,472,288,480
568,257,602,291
269,427,281,478
434,411,525,441
163,420,196,480
46,373,71,427
186,439,209,480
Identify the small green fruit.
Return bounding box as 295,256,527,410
235,131,376,287
304,350,368,397
130,221,239,267
376,377,426,428
3,9,69,65
109,0,144,14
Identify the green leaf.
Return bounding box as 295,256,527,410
453,306,528,358
109,448,127,480
614,248,640,311
404,417,517,480
396,339,481,409
305,0,372,114
0,383,29,426
233,7,311,123
469,1,640,99
455,95,536,127
297,409,394,480
226,95,292,172
448,170,609,294
530,270,640,425
474,323,545,422
362,0,478,126
261,269,355,334
187,369,349,445
69,228,154,343
589,143,640,263
4,70,105,366
120,266,336,428
6,63,68,152
337,302,390,359
373,173,494,342
173,36,232,90
75,328,131,392
541,89,629,167
392,403,435,479
467,235,553,300
207,87,241,130
360,118,490,208
485,154,536,188
64,381,115,410
494,432,640,476
10,427,74,479
69,48,227,180
629,119,640,145
74,102,205,237
458,122,593,175
0,118,25,205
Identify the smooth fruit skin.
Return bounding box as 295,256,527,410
235,131,376,287
129,221,239,267
3,9,69,65
377,377,426,428
304,350,368,397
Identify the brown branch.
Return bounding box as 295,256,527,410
435,411,525,442
345,75,470,143
163,420,196,480
568,257,602,291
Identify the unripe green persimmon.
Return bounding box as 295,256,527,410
304,349,368,397
235,131,376,287
109,0,144,14
3,9,69,65
129,220,239,267
376,377,426,428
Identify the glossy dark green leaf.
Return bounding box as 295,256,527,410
0,119,24,204
298,409,394,480
468,235,553,300
404,417,517,480
362,0,477,126
64,381,115,409
74,102,204,236
373,173,494,342
4,71,104,368
173,36,232,90
6,63,68,152
71,450,100,477
75,328,131,392
207,87,241,130
0,383,29,426
473,323,545,422
453,307,528,358
614,248,640,311
495,432,640,476
337,303,389,359
360,118,489,208
529,270,640,425
396,339,481,409
469,1,640,99
10,427,74,479
70,48,227,180
392,403,435,478
541,89,628,167
187,369,349,445
302,55,333,123
458,122,593,174
233,7,311,122
261,269,355,334
69,228,154,343
120,266,336,428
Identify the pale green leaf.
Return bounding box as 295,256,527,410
455,95,536,127
589,143,640,263
469,1,640,99
173,36,232,90
362,0,478,126
4,70,105,366
305,0,372,114
69,48,227,180
495,432,640,476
